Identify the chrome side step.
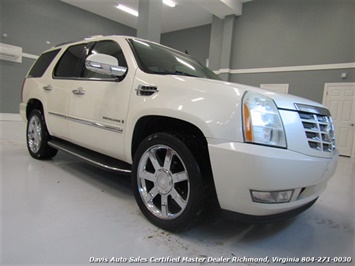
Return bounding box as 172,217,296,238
48,138,131,175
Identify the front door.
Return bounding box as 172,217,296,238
324,83,355,157
67,40,131,160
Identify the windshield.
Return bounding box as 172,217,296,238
128,38,220,80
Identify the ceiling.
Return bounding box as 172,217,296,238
60,0,253,33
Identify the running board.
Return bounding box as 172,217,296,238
48,138,131,175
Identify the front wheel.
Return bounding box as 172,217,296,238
26,109,57,160
132,133,205,231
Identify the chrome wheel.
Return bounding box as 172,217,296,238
137,145,190,220
26,109,57,160
132,133,206,231
27,115,42,154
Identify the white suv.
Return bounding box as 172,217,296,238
20,35,338,231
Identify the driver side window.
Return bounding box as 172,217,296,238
83,41,127,80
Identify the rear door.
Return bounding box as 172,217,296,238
25,49,63,138
47,43,93,140
67,40,132,160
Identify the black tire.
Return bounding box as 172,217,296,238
132,133,206,231
26,109,57,160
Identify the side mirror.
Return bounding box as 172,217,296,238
85,53,127,77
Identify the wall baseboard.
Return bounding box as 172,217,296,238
214,62,355,75
0,113,23,121
22,52,39,60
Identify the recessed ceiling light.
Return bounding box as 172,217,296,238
116,4,139,17
163,0,176,7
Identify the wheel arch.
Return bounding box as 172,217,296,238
26,98,44,119
130,115,219,202
131,117,220,230
131,115,208,160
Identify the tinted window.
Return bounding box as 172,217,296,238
83,41,127,79
28,49,60,78
53,43,90,78
129,39,220,80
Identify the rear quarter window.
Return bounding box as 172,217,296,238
27,49,60,78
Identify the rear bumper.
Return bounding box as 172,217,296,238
208,140,338,217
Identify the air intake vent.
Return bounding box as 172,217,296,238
136,85,158,96
298,112,336,152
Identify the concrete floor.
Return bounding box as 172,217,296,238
1,119,354,265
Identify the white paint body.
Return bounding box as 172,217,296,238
20,36,338,217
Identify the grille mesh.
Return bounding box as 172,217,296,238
298,112,336,152
136,85,158,96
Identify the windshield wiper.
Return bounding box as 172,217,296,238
174,71,199,77
151,70,198,77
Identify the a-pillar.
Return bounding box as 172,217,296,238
137,0,162,43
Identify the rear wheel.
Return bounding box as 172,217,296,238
132,133,205,231
27,109,57,159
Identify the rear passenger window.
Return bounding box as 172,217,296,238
53,43,90,78
28,49,60,78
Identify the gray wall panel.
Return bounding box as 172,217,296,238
1,0,136,113
1,59,34,113
230,68,355,103
231,0,354,69
227,0,355,103
1,0,354,112
161,24,211,65
208,16,224,71
2,0,136,55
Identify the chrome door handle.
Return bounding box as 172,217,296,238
72,88,85,95
43,85,52,91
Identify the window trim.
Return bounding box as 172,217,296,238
52,40,128,82
81,40,128,82
27,49,61,78
52,42,93,80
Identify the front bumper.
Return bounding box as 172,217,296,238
208,140,338,216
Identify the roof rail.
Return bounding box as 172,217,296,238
84,35,104,40
54,35,104,47
54,38,82,47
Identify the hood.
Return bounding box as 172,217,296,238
142,74,327,113
206,79,326,111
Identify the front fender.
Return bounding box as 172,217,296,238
124,71,246,161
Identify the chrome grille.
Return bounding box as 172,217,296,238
298,112,336,152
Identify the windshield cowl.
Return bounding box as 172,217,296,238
151,70,199,77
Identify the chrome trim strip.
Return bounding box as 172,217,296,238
294,103,331,116
48,141,131,174
48,112,123,133
48,111,66,119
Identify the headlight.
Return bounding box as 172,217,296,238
242,91,286,148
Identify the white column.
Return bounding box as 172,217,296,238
137,0,162,43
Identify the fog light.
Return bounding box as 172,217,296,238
251,190,293,203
